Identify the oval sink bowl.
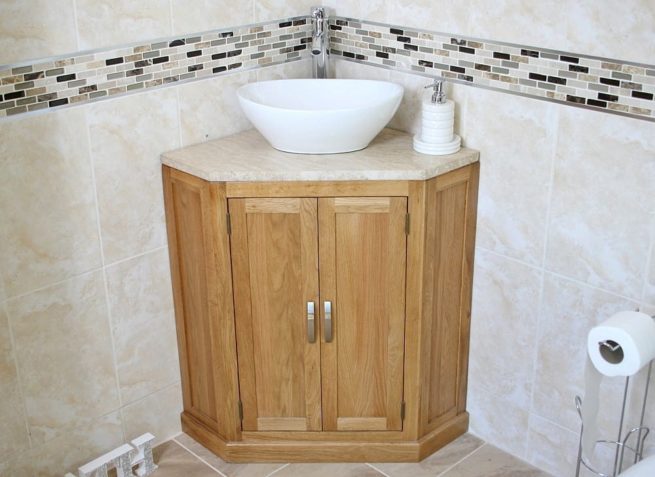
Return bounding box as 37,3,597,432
237,79,404,154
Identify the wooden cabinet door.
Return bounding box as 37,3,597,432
318,197,407,431
229,198,322,431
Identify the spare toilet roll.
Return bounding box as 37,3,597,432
581,311,655,460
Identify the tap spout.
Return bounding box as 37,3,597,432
310,6,329,78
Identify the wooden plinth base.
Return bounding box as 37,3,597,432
181,411,469,463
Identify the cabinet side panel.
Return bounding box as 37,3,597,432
420,164,478,433
163,168,217,427
457,162,479,413
427,181,467,421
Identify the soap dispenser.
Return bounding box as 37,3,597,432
413,79,462,155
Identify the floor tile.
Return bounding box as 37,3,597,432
441,444,552,477
153,440,221,476
273,463,383,477
174,432,285,477
371,433,484,477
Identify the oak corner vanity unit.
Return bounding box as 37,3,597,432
161,128,480,463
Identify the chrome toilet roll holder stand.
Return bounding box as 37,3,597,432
574,355,653,477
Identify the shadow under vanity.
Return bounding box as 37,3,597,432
160,128,480,462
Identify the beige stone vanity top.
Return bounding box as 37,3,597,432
161,128,479,182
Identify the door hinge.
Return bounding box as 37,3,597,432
238,400,243,421
405,213,410,235
401,401,406,420
226,213,232,235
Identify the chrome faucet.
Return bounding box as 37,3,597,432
310,6,329,79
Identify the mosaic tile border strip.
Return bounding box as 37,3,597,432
0,17,311,119
329,17,655,122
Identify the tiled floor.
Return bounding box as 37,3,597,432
152,433,553,477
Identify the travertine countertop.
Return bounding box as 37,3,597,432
161,128,479,182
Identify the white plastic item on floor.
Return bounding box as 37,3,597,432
618,454,655,476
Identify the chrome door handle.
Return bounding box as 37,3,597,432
324,301,333,342
307,301,316,343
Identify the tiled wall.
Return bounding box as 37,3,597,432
329,1,655,474
0,1,313,475
330,17,654,121
0,18,311,117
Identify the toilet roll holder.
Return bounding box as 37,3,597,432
575,351,653,476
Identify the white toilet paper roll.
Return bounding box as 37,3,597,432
587,311,655,377
581,311,655,460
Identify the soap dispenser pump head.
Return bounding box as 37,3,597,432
425,79,446,104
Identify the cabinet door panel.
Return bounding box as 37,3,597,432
229,198,321,432
319,197,407,431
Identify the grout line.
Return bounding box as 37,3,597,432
639,218,655,305
168,0,175,37
171,436,228,476
526,103,561,457
2,299,33,449
366,463,392,476
104,244,169,269
2,266,104,302
82,103,126,440
475,245,643,305
435,443,488,477
530,412,580,437
3,245,169,303
121,380,181,408
71,0,82,52
263,463,290,477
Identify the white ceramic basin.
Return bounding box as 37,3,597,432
236,79,404,154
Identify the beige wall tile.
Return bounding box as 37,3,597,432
0,306,30,462
467,384,530,459
388,70,468,139
172,0,254,35
1,411,124,477
122,383,183,446
388,1,471,37
257,59,312,81
545,108,655,299
87,89,180,264
322,0,388,23
106,248,179,404
469,248,542,409
0,0,77,64
526,414,579,477
465,89,557,266
332,60,390,81
0,108,102,298
76,0,172,51
644,243,655,305
6,271,120,445
469,0,655,65
178,72,256,146
254,0,316,22
532,274,638,436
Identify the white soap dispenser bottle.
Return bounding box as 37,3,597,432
413,79,462,155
